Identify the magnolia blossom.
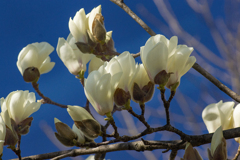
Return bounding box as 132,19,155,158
72,124,85,144
202,100,234,133
84,58,123,115
129,64,154,103
113,52,136,92
57,34,94,75
0,116,6,154
67,105,96,122
17,42,55,75
1,90,41,125
166,45,196,88
140,34,195,89
67,105,101,139
88,56,104,74
233,104,240,142
69,8,88,43
208,126,227,160
54,118,85,146
140,34,177,82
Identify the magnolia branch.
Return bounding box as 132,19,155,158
12,127,240,160
32,82,68,108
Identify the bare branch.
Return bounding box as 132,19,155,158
193,63,240,102
110,0,156,36
32,82,68,108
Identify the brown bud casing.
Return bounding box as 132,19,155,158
207,137,227,160
23,67,40,83
114,88,131,106
4,126,18,146
92,13,106,43
17,117,33,135
154,70,171,86
74,119,101,139
133,82,154,103
55,122,77,141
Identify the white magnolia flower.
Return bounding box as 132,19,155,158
202,100,234,133
0,97,12,130
208,126,227,160
54,118,85,146
72,124,85,144
140,34,177,82
17,42,55,75
67,105,101,139
57,34,94,75
166,45,196,88
0,115,6,154
113,51,136,92
88,56,104,74
67,105,96,122
84,59,123,115
129,64,154,103
233,104,240,142
87,5,103,35
2,90,41,125
69,8,88,43
140,34,195,89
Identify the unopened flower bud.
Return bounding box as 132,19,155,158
181,142,203,160
67,105,101,139
207,126,227,160
74,119,101,139
114,88,131,106
23,67,40,83
54,118,78,147
92,14,106,44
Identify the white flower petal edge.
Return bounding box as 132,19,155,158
57,34,94,75
17,42,55,75
233,104,240,142
0,115,6,154
67,105,95,121
84,59,123,115
202,100,234,133
69,8,88,43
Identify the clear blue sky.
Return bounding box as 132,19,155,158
0,0,233,159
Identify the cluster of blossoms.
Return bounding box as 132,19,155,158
0,90,41,154
1,3,239,160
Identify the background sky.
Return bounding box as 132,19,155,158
0,0,237,159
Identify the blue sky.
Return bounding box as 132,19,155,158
1,0,236,159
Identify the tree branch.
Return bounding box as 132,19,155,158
32,82,68,108
13,127,240,160
192,63,240,102
110,0,156,36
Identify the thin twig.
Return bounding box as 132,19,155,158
109,118,120,138
32,82,68,108
193,63,240,102
127,107,151,129
110,0,156,36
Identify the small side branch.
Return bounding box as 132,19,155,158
32,82,67,108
